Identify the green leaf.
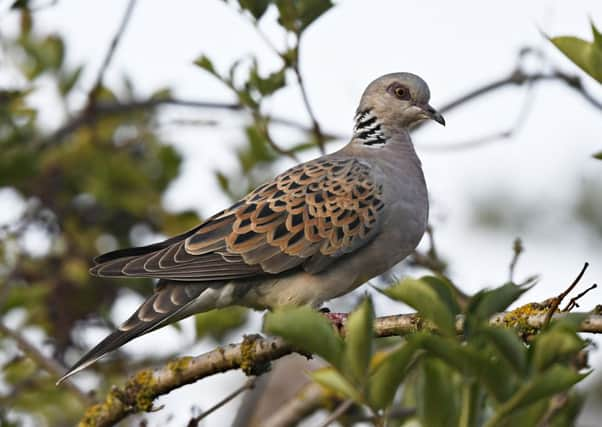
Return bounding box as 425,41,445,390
59,65,83,95
296,0,333,31
249,66,286,96
194,307,248,341
548,21,602,84
417,357,460,427
367,341,418,409
342,297,374,384
382,277,456,336
41,35,64,70
531,323,585,372
420,275,461,317
264,306,343,367
310,367,362,402
150,87,172,100
11,0,30,9
593,151,602,160
468,282,528,320
275,0,333,33
550,37,601,81
194,54,217,75
275,0,297,32
238,0,270,20
411,334,474,374
478,326,527,375
414,334,515,402
491,365,587,424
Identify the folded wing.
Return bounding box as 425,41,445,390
90,157,385,280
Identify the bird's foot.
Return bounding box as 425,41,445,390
321,311,348,332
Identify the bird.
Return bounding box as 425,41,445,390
58,72,444,384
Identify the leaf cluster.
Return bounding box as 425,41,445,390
266,277,589,426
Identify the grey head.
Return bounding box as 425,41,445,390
352,72,444,146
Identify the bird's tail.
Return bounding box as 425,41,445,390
57,280,216,385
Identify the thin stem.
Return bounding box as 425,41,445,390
508,238,523,283
563,283,598,312
543,262,589,327
293,38,326,154
0,321,93,406
187,377,257,426
88,0,137,104
317,399,354,427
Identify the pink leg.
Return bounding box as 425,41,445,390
323,312,348,330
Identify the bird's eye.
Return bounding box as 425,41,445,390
394,86,410,100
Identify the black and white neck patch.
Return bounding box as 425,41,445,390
353,109,387,146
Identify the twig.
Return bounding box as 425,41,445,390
187,377,257,427
88,0,137,105
543,262,590,327
38,98,242,146
409,225,447,274
425,225,446,273
563,284,597,312
262,382,325,427
0,321,93,406
39,66,600,150
509,238,524,282
418,69,602,152
428,78,536,152
353,407,416,423
78,310,602,427
256,114,299,161
317,399,354,427
536,393,570,427
292,39,326,154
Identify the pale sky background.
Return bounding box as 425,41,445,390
1,0,602,426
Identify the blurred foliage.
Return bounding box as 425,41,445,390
0,7,206,425
0,1,600,427
575,176,602,238
266,278,590,426
0,1,334,425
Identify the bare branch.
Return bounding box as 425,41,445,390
292,39,326,154
88,0,137,105
0,321,93,406
262,382,325,427
317,399,353,427
256,114,299,161
39,64,601,151
509,238,524,282
563,283,598,312
418,69,602,152
543,262,590,327
78,309,602,427
187,377,257,427
38,98,242,146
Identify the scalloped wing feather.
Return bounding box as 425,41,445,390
90,157,384,280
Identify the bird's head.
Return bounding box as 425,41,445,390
353,73,444,145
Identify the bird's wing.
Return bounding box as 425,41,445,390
90,157,385,280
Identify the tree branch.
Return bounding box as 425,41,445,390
187,377,257,427
262,382,325,427
417,68,602,151
0,321,93,406
87,0,137,105
78,310,602,426
292,44,326,154
39,64,601,150
317,398,353,427
543,262,590,327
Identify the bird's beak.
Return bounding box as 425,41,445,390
419,104,445,126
